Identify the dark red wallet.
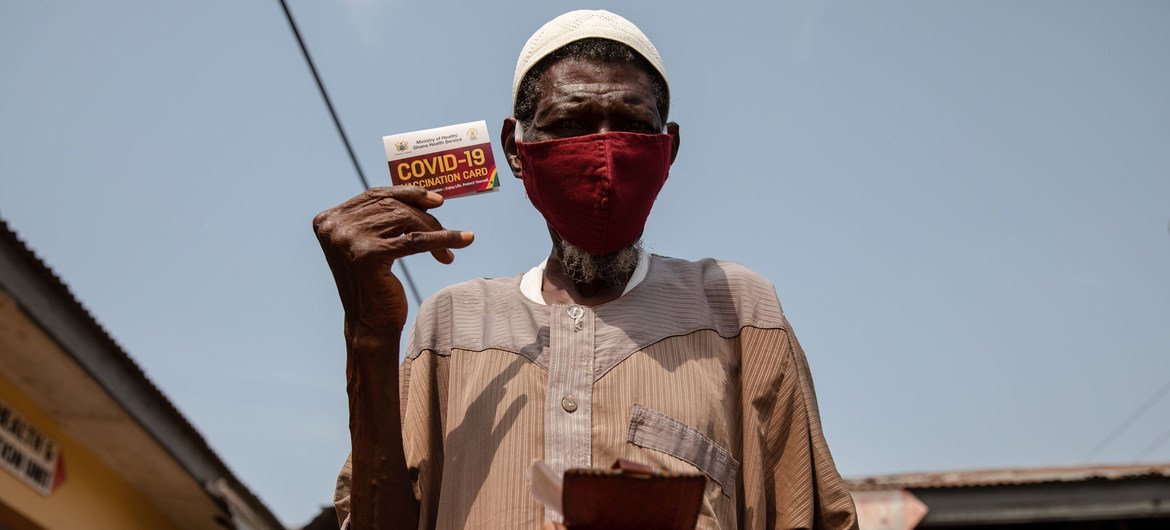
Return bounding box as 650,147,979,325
562,459,706,530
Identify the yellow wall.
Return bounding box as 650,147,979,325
0,375,184,530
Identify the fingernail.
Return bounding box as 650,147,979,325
461,231,475,240
425,191,443,202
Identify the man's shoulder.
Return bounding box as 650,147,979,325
641,254,787,332
416,256,780,311
416,273,522,315
427,274,519,299
649,254,777,295
406,273,529,359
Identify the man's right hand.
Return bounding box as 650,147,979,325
314,185,473,530
312,185,474,337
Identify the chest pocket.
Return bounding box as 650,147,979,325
626,404,739,497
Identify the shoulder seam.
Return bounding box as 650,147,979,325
594,324,789,382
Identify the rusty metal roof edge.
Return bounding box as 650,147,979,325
846,462,1170,491
0,216,286,530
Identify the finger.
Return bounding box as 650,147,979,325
336,192,446,243
397,230,475,256
423,222,456,263
347,230,472,264
383,186,442,208
359,198,444,234
405,209,456,264
369,186,444,210
334,185,443,213
433,248,456,265
327,204,467,262
388,214,470,260
334,199,443,241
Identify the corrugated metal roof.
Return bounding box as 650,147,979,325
848,462,1170,491
0,216,285,530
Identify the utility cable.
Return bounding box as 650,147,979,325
1135,423,1170,461
1082,377,1170,462
1133,224,1170,460
276,0,423,306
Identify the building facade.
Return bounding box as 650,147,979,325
0,218,284,530
849,463,1170,530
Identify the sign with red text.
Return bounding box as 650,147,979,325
383,120,499,199
0,398,66,496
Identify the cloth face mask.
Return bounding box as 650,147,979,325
516,131,673,255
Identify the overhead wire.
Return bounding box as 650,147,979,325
1135,423,1170,461
276,0,424,306
1143,224,1170,460
1082,377,1170,462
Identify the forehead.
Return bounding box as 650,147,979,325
535,58,656,109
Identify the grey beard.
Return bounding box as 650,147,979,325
558,239,643,285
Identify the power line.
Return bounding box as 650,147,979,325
277,0,366,189
1136,423,1170,461
1082,377,1170,462
1131,222,1170,461
276,0,423,306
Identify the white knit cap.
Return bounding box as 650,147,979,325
512,10,668,103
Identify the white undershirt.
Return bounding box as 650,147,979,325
519,251,650,305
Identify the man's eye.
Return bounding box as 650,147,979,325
626,121,653,132
553,119,584,129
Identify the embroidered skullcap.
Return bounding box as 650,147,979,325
512,10,669,103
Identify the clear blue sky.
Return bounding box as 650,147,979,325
2,1,1168,526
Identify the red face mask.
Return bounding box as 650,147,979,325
516,131,673,255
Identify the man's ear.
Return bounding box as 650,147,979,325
501,117,524,179
666,122,681,164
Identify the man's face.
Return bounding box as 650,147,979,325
499,56,681,284
503,57,680,166
523,58,665,141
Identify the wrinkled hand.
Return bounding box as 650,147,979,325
313,186,474,335
315,186,473,530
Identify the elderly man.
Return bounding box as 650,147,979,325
315,10,858,530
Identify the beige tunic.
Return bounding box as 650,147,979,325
334,255,858,530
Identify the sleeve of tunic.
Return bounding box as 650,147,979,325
738,314,858,529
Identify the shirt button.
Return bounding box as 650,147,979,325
561,395,578,413
567,305,584,319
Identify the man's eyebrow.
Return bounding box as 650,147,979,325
539,100,589,114
620,93,654,109
549,87,654,104
565,94,591,105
